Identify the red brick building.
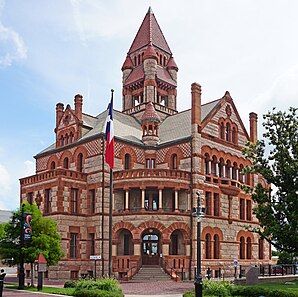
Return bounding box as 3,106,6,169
20,7,271,280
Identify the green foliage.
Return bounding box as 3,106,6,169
75,278,122,292
243,107,298,254
64,280,77,288
0,224,4,239
0,202,63,265
203,280,233,297
73,289,123,297
231,286,298,297
272,250,295,264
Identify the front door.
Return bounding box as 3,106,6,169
142,232,160,265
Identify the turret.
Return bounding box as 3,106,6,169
141,101,160,145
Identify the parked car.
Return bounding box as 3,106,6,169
272,265,286,274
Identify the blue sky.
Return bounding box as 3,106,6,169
1,0,298,210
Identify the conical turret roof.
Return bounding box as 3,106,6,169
128,7,172,54
167,56,178,71
121,55,134,71
141,101,161,123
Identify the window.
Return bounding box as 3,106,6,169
63,157,69,169
138,54,140,65
232,127,237,144
50,161,56,170
124,234,130,256
61,135,64,146
71,188,79,214
220,122,225,139
89,233,95,256
70,271,78,280
205,192,212,215
124,154,131,170
246,237,252,259
159,54,162,65
211,156,217,176
214,234,220,259
226,160,231,178
213,193,219,216
65,134,69,145
246,200,252,221
205,234,212,259
171,154,178,170
77,153,83,172
45,189,51,213
28,192,33,205
240,236,245,259
134,56,136,66
240,198,245,220
90,189,95,214
70,233,78,259
258,239,264,260
146,158,155,169
218,158,224,177
225,123,231,141
204,154,210,174
232,163,237,180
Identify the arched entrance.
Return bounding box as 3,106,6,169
142,229,161,265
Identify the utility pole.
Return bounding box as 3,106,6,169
18,204,25,290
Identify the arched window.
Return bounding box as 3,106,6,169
164,56,166,66
211,156,217,176
232,127,237,144
124,153,131,170
171,154,178,170
61,135,64,146
258,239,264,260
134,56,137,66
63,157,69,169
50,161,56,170
159,54,162,65
226,160,231,178
218,158,224,177
138,54,141,65
204,154,210,175
213,234,220,259
232,162,237,180
70,132,74,143
77,153,83,172
226,123,231,141
240,236,245,259
170,230,185,255
205,233,212,259
239,164,244,183
246,237,252,259
65,134,69,145
142,52,144,63
220,122,225,139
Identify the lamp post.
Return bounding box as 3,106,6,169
193,191,204,297
18,204,25,290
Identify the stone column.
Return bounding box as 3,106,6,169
215,162,219,176
141,189,145,210
236,168,239,181
187,191,191,211
229,167,233,179
159,188,163,211
125,190,129,210
175,189,179,211
223,165,226,178
208,161,211,175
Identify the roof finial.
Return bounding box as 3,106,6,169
148,6,153,14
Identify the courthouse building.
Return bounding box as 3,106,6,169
20,8,271,280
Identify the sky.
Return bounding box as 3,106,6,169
0,0,297,211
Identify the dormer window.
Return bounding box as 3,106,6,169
225,123,231,141
63,157,69,169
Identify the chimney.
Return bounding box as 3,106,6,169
191,82,202,126
74,94,83,121
249,112,258,143
56,103,64,128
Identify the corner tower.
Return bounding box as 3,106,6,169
122,7,178,121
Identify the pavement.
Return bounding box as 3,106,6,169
2,271,195,297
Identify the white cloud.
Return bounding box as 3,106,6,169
23,160,35,177
0,0,27,67
0,163,12,210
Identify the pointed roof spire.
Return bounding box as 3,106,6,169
121,55,134,71
141,101,161,123
128,8,172,54
167,56,178,71
143,42,158,60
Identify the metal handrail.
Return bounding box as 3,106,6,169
160,257,179,281
124,258,141,280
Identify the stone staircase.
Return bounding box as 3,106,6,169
131,265,171,282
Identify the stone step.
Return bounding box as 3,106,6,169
131,265,171,282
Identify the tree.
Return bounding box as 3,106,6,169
0,202,63,284
243,107,298,254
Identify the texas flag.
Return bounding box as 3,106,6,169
105,94,114,169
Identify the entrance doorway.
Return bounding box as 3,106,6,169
142,229,160,265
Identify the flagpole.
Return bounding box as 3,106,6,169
101,139,105,276
108,89,114,277
108,168,113,277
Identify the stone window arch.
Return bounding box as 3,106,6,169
225,123,231,141
170,230,185,255
211,156,217,176
218,158,224,177
63,157,69,169
232,162,238,180
226,160,231,178
213,234,220,259
77,153,83,172
205,233,212,259
124,153,131,170
258,238,264,260
246,237,252,259
204,153,210,175
220,122,225,139
50,161,56,170
240,236,245,259
232,126,237,144
116,229,134,256
171,154,178,170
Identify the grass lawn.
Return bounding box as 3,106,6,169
5,284,75,295
254,280,298,292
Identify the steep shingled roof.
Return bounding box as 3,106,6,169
128,7,172,54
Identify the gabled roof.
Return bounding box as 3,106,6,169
128,7,172,54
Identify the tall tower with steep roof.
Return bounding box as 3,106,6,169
122,7,178,121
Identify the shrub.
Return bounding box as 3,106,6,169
73,289,123,297
75,278,121,291
203,280,233,297
64,280,77,288
231,286,298,297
